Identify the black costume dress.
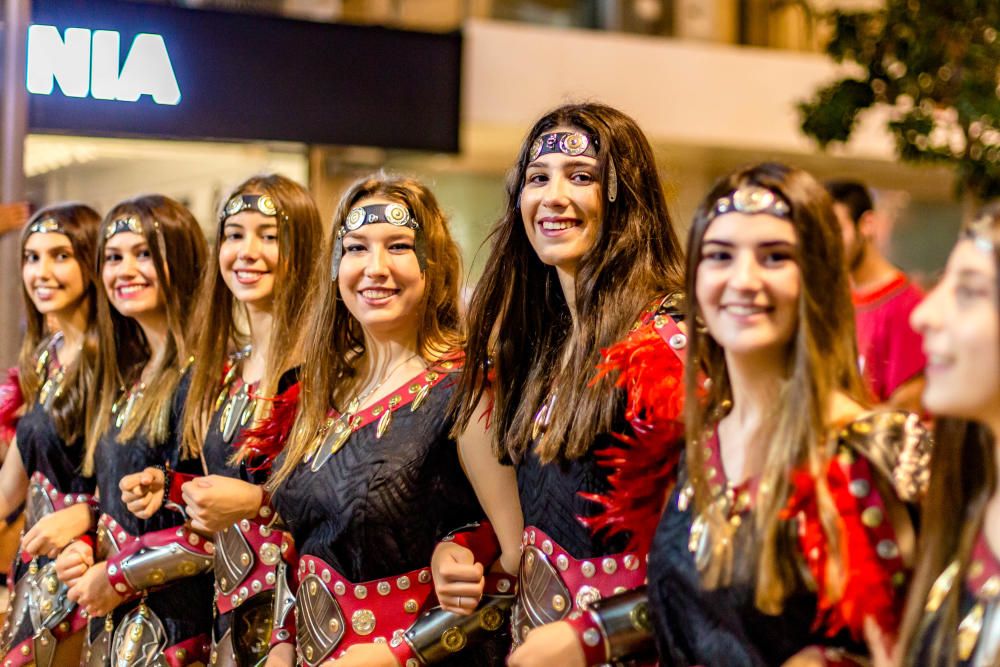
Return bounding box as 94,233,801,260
83,374,215,666
649,411,929,667
1,336,97,666
202,366,298,667
509,298,687,666
272,355,508,666
909,530,1000,666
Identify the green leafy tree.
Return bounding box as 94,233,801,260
799,0,1000,200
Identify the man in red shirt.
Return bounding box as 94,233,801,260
826,180,925,411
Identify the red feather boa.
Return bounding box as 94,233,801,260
239,382,301,472
782,458,901,640
0,367,23,445
579,323,686,556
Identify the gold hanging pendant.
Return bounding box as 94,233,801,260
39,378,54,408
925,561,960,613
214,387,229,412
115,391,140,429
35,349,49,377
221,388,251,443
240,397,257,426
376,409,393,439
310,416,356,472
410,384,430,412
346,396,361,415
531,392,557,441
958,602,985,660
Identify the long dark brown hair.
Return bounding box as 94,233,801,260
85,195,207,474
451,102,684,463
181,174,323,460
18,203,102,444
898,204,1000,666
269,173,463,489
683,162,866,613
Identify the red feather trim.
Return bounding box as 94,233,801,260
239,382,301,472
579,323,686,556
0,367,24,445
781,460,902,641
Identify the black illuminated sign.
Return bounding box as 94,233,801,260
28,0,462,152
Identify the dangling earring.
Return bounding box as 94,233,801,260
607,157,618,203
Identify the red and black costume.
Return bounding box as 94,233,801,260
271,354,512,666
513,297,687,666
82,374,214,667
0,335,97,667
201,361,299,666
910,531,1000,665
648,411,929,666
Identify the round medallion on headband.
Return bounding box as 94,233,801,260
733,187,784,215
559,132,589,156
225,196,245,219
708,185,791,222
27,218,64,235
384,203,410,225
345,207,366,231
222,193,280,221
529,137,544,161
257,194,277,216
104,216,145,239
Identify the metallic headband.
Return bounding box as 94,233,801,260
340,203,419,235
26,218,65,235
331,203,427,278
525,130,617,202
104,216,146,239
706,185,791,222
529,131,598,161
221,193,285,222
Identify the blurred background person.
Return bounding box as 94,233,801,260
826,180,926,412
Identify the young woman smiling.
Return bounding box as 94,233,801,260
0,204,102,667
53,195,213,667
443,102,688,667
120,174,324,666
647,163,930,666
875,203,1000,666
266,174,518,667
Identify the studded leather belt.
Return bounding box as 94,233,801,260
295,554,436,666
214,514,294,615
512,526,646,646
20,472,94,563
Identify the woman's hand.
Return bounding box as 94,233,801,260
508,621,585,667
430,541,484,615
22,503,92,558
55,540,93,586
67,561,125,617
322,643,400,666
119,467,165,519
263,642,296,667
181,476,263,534
864,616,899,667
780,648,828,667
